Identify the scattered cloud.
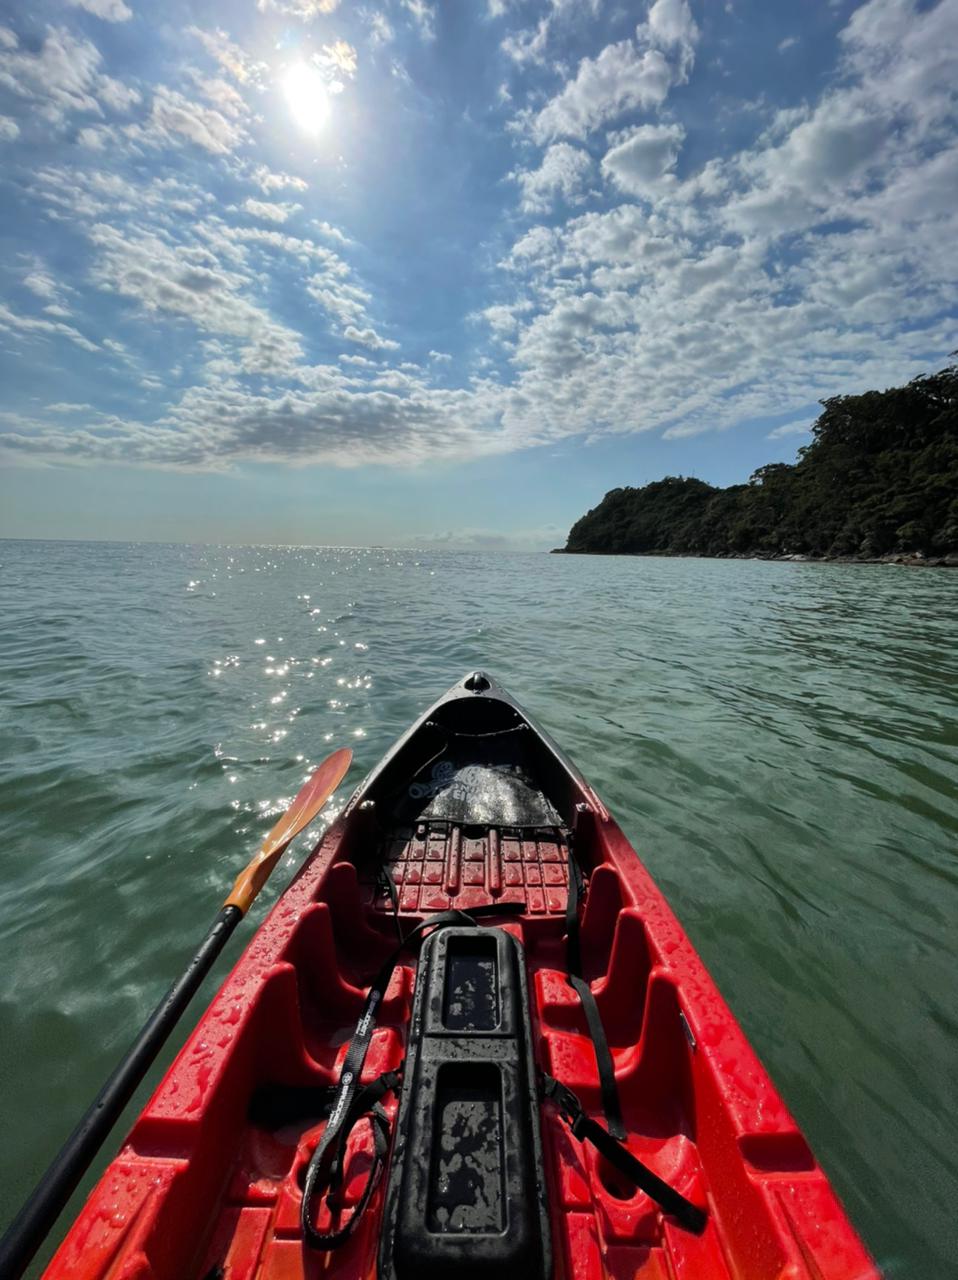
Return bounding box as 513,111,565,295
0,0,954,480
188,27,263,86
243,198,303,223
401,0,436,40
0,26,105,126
251,166,308,194
0,303,99,354
23,271,61,301
600,122,685,197
767,420,812,439
513,142,593,212
255,0,340,18
528,0,699,142
412,524,562,551
65,0,132,21
148,85,247,154
363,10,395,46
502,16,551,66
344,325,400,351
321,39,358,76
530,40,673,142
778,35,799,53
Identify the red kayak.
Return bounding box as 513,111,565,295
42,672,877,1279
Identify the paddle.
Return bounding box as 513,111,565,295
0,747,353,1280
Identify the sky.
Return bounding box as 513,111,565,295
0,0,955,549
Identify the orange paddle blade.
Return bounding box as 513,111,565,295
224,747,353,915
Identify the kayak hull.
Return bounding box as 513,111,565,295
42,672,878,1279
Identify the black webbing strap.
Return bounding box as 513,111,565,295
565,844,625,1139
377,863,403,945
301,901,526,1250
542,1074,707,1233
300,1068,402,1250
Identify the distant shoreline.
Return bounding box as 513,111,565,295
558,368,957,565
551,549,958,568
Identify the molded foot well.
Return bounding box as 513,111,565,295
579,864,623,981
592,908,653,1044
130,961,323,1161
323,859,398,962
284,900,366,1019
615,970,695,1134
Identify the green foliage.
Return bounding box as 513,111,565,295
563,366,958,559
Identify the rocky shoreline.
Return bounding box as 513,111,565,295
550,548,958,567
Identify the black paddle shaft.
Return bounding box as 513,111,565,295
0,904,242,1280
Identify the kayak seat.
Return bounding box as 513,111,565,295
359,820,573,918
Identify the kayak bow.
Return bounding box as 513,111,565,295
31,672,877,1279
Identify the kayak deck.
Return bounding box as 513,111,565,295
44,673,877,1279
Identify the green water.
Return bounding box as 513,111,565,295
1,539,956,1276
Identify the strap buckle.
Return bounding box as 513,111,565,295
542,1073,582,1129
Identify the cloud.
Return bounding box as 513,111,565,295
247,166,307,195
0,375,511,471
646,0,698,50
0,26,103,126
531,40,673,142
87,222,304,373
307,276,371,327
65,0,132,21
1,0,955,481
500,0,603,66
402,0,436,40
527,0,700,142
778,35,799,53
363,10,395,46
0,115,18,140
255,0,339,17
243,198,302,223
320,39,358,76
188,27,262,85
412,524,561,551
720,0,958,240
767,420,812,439
600,122,685,196
343,325,400,351
0,303,99,354
23,271,60,301
250,165,308,194
312,220,349,244
502,17,551,65
148,86,246,154
513,142,593,213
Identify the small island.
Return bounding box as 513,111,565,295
556,366,957,565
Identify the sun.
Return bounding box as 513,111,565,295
281,62,330,135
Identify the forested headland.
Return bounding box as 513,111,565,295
558,366,957,564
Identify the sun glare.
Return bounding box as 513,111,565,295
282,62,330,135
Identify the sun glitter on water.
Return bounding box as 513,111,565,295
282,61,330,135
